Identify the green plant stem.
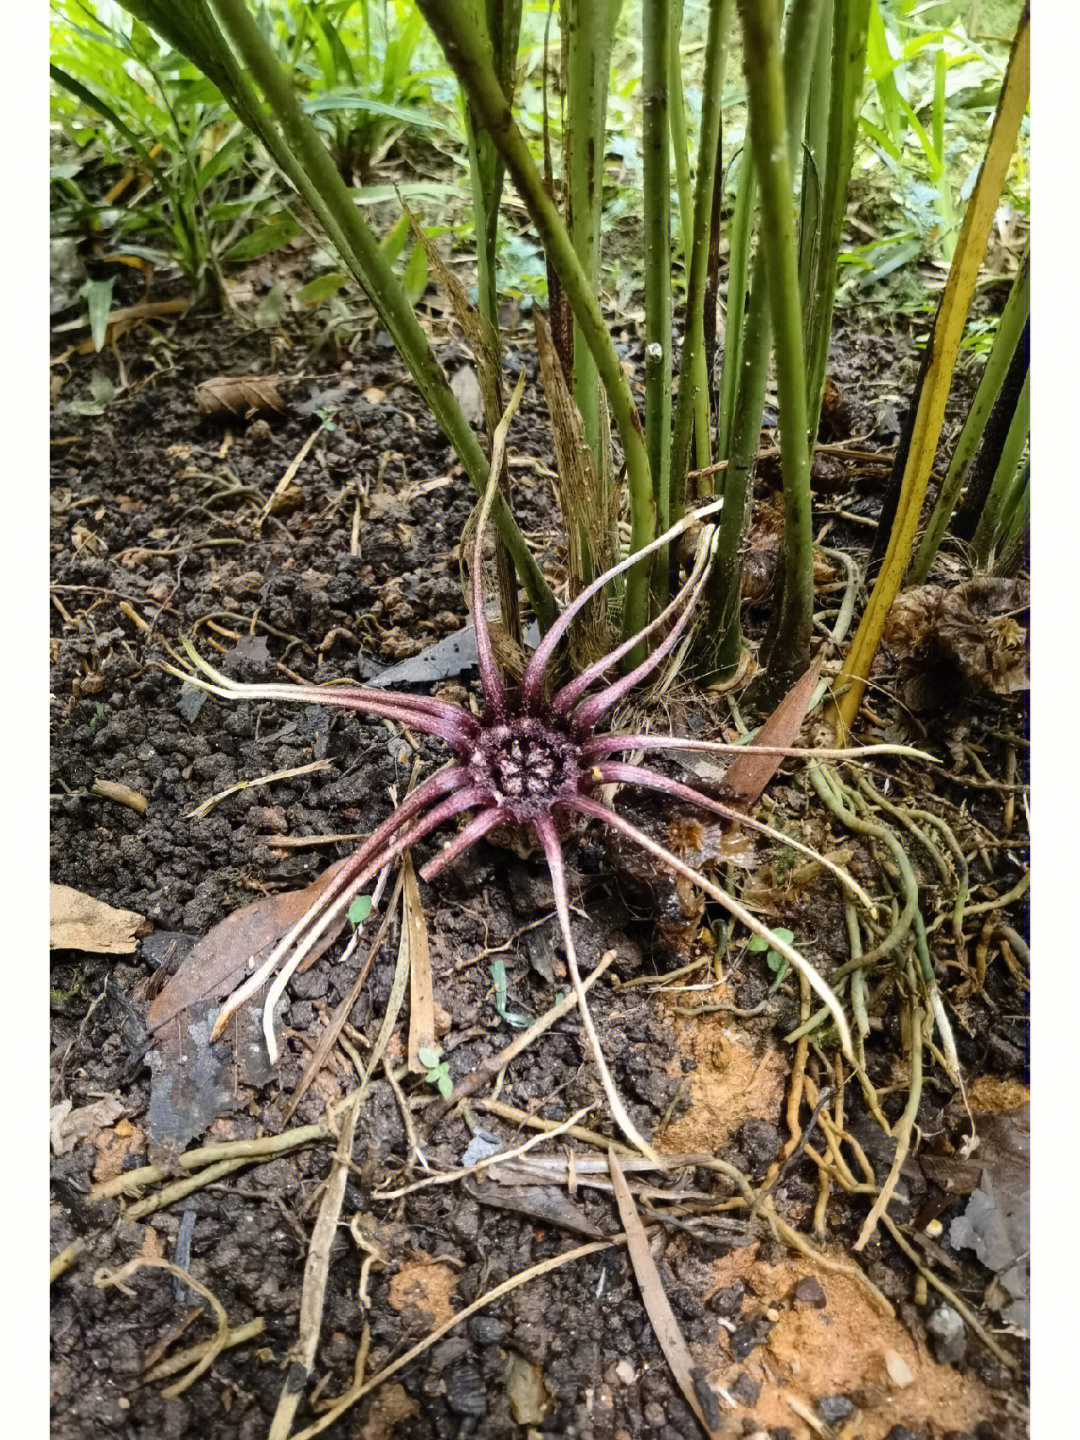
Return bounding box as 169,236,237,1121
998,458,1030,547
668,0,694,264
643,0,673,603
805,0,871,449
464,1,521,334
416,0,656,649
798,2,831,319
971,374,1029,567
737,0,825,702
908,245,1029,583
563,0,622,494
460,0,524,644
715,151,756,464
187,0,555,630
668,0,732,537
706,0,824,680
949,318,1030,545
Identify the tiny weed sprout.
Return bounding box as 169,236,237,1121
490,959,532,1031
748,927,794,984
347,895,373,926
166,438,930,1158
417,1047,453,1100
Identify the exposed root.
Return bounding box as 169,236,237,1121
92,1258,236,1398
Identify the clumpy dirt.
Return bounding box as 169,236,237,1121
51,274,1028,1440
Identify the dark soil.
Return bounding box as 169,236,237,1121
51,278,1028,1440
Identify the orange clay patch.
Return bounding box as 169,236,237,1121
966,1074,1029,1113
655,995,1007,1435
696,1244,1000,1438
387,1260,458,1327
92,1120,146,1183
358,1383,419,1439
659,1003,788,1154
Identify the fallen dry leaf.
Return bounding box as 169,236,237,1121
50,1096,127,1156
721,651,825,811
450,365,484,425
608,1150,732,1439
146,859,350,1036
50,884,149,954
144,860,353,1154
195,374,285,419
883,576,1029,710
950,1107,1029,1330
403,855,435,1074
91,778,149,814
505,1351,551,1426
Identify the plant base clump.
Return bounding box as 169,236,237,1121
167,444,922,1156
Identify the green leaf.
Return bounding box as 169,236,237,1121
400,242,428,305
301,89,444,129
89,369,115,405
347,895,373,926
380,212,411,264
771,928,794,947
50,65,155,167
195,132,248,193
84,277,116,353
417,1046,440,1069
436,1070,453,1099
209,200,271,222
316,13,355,87
296,271,349,304
224,211,302,263
747,935,768,953
349,182,462,206
255,283,286,329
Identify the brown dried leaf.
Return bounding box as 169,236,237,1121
721,652,825,811
406,211,502,435
91,778,149,814
819,375,853,439
195,374,285,418
608,1151,732,1439
949,1107,1029,1330
50,1096,127,1156
403,854,435,1074
883,577,1028,708
450,365,484,426
505,1351,551,1426
145,859,350,1036
534,309,615,668
50,884,149,954
144,862,350,1155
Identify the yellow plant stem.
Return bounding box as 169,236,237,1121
830,5,1029,738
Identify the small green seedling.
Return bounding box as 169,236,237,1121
489,959,532,1030
748,927,794,987
417,1046,452,1099
347,895,373,926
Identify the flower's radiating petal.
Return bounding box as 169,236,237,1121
593,760,874,910
533,814,659,1162
561,793,854,1062
519,499,723,711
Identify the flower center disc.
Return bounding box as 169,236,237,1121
472,717,580,820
